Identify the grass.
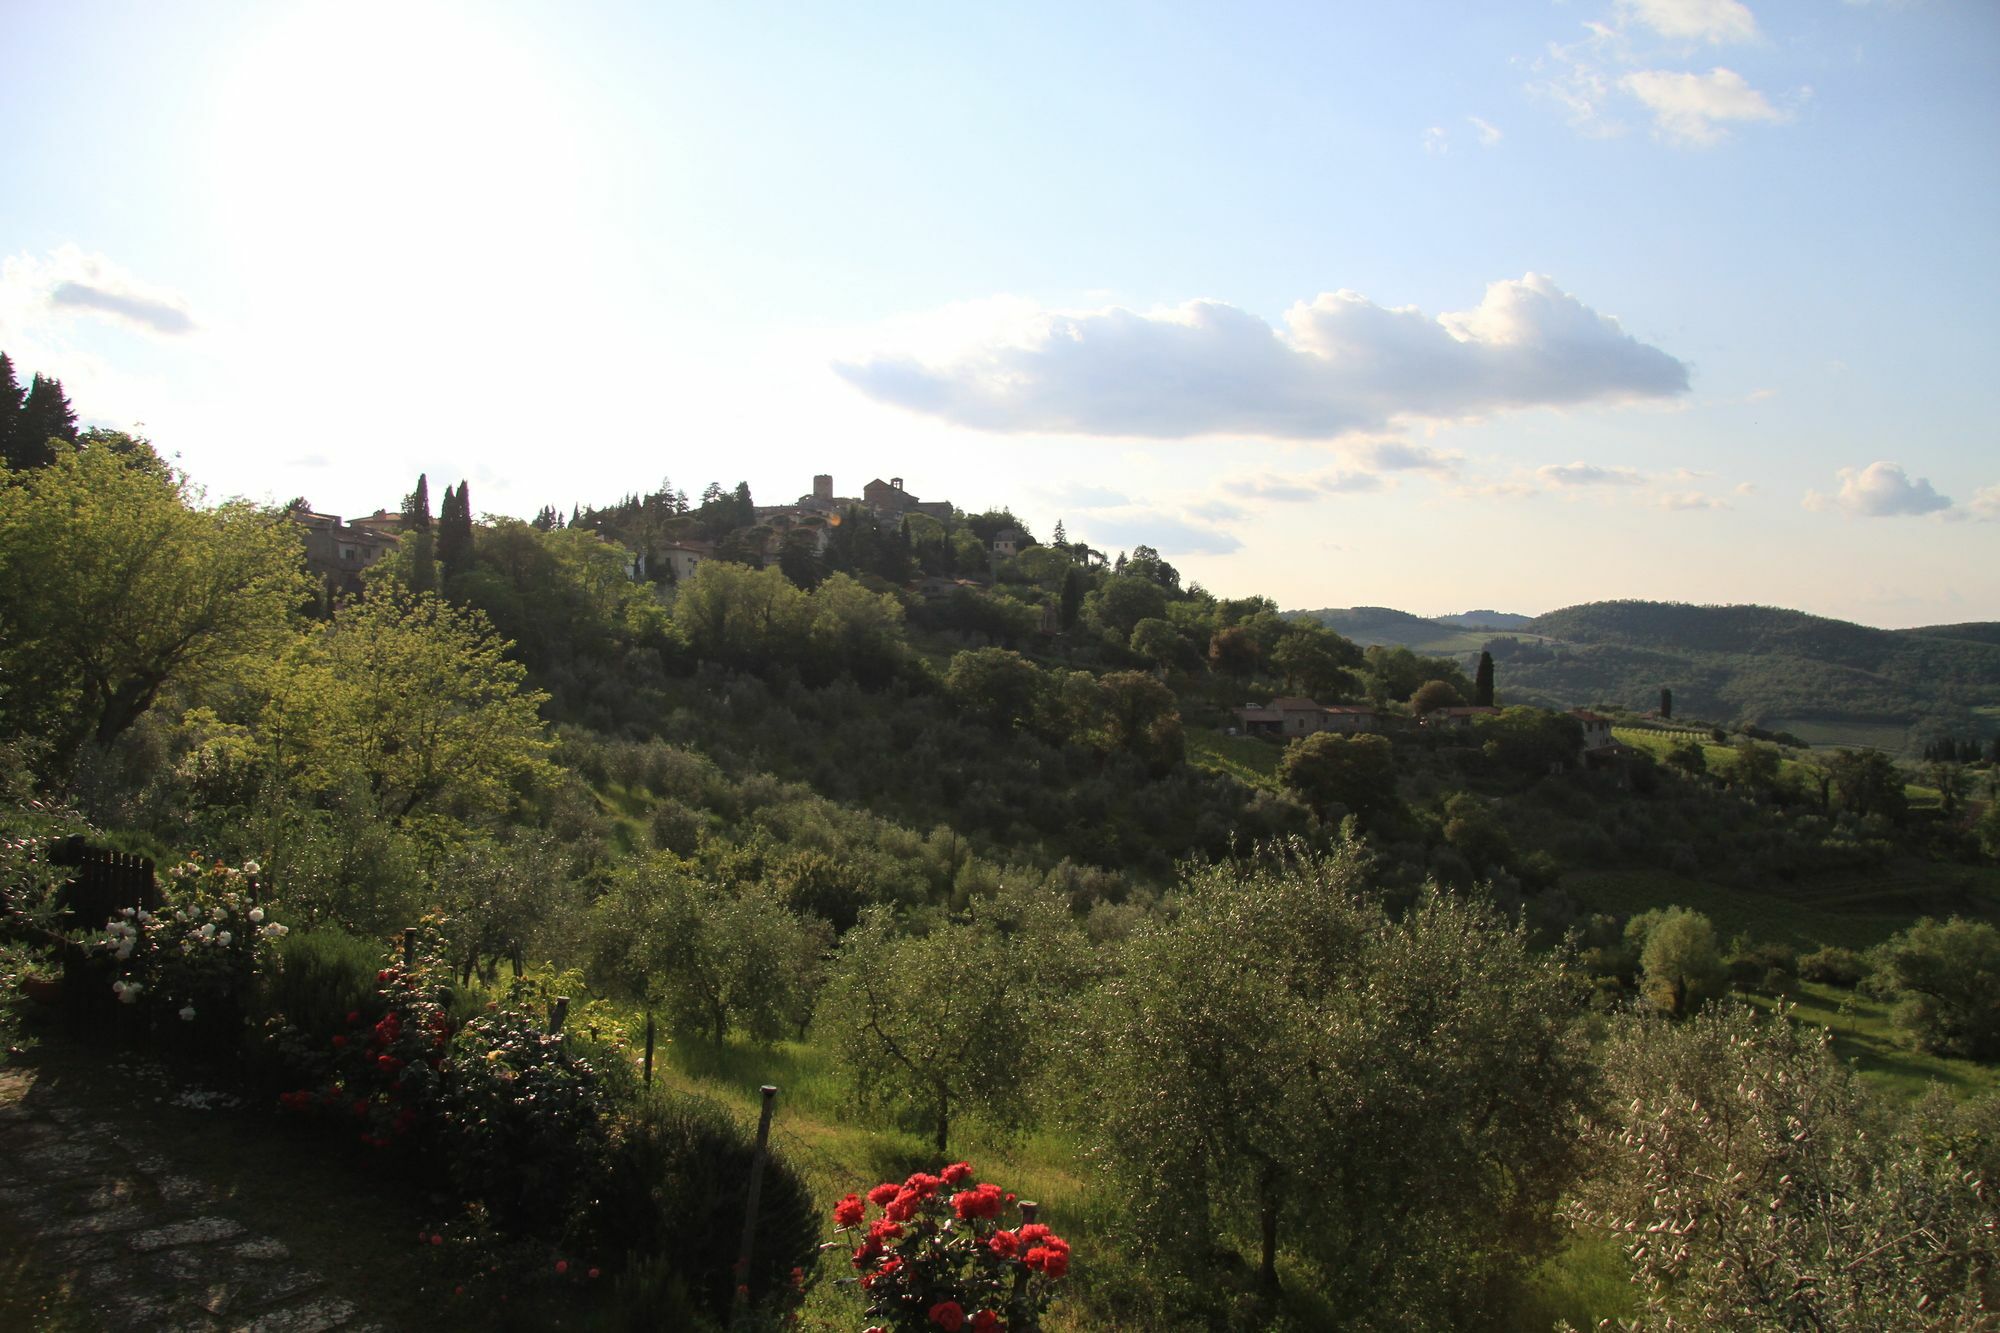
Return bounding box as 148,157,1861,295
1762,717,1915,752
1186,727,1282,790
1741,981,2000,1100
1564,866,1916,953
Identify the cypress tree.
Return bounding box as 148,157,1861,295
0,352,22,469
437,481,474,586
1474,650,1495,707
1059,567,1084,632
401,473,437,594
14,373,78,468
1660,687,1674,720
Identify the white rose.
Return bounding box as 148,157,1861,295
248,908,264,924
217,931,232,945
200,924,216,939
179,1005,197,1022
243,861,261,876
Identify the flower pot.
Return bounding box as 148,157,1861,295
19,975,63,1006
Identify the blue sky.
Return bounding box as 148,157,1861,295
4,0,1997,625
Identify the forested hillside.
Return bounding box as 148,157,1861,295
4,391,2000,1331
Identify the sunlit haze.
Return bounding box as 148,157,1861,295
5,0,1997,625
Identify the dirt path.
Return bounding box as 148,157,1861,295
0,1046,443,1332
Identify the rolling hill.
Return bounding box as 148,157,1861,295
1290,600,2000,753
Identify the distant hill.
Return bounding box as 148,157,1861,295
1286,606,1500,653
1900,622,2000,647
1491,601,2000,753
1435,610,1535,631
1284,600,2000,753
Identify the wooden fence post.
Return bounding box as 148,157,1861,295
547,996,569,1035
402,927,417,971
730,1085,779,1328
643,1011,656,1086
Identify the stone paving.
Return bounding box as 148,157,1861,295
0,1065,385,1332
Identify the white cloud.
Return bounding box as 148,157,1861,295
1970,484,2000,519
1224,473,1322,502
1186,498,1247,522
1423,126,1450,154
1537,461,1647,486
1347,441,1462,475
1803,461,1952,517
1656,490,1730,510
1617,0,1761,45
838,273,1689,441
1468,116,1503,147
1075,510,1241,556
1621,67,1790,146
1455,481,1541,500
1037,482,1131,510
2,246,197,337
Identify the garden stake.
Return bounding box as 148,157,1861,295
1013,1201,1040,1306
548,996,569,1035
643,1011,656,1086
401,926,416,970
730,1084,779,1328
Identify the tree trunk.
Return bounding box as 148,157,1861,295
934,1087,950,1155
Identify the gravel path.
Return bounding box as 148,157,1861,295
0,1060,388,1333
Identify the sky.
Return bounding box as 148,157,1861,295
3,0,1997,627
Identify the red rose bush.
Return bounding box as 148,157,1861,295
830,1161,1070,1332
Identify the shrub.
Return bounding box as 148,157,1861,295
261,927,382,1040
594,1091,819,1321
1798,945,1867,987
1871,918,2000,1059
831,1162,1069,1332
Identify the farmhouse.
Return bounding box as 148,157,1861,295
1236,698,1380,739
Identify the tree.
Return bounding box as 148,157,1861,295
436,480,475,587
1473,650,1495,707
0,440,307,770
1071,844,1591,1320
11,373,78,469
1475,707,1582,779
1659,686,1673,720
400,473,436,594
1728,738,1783,795
671,561,811,668
1271,628,1362,698
1206,624,1263,679
1626,907,1723,1018
1410,678,1464,717
1571,1004,2000,1331
1827,748,1907,823
1128,617,1193,673
0,352,22,469
945,648,1044,732
1664,738,1708,777
262,583,553,828
595,862,820,1052
818,911,1030,1153
1871,917,2000,1059
1087,575,1168,639
1278,731,1395,821
1096,671,1184,771
1058,566,1084,633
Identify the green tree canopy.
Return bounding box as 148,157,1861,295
0,438,306,771
261,584,553,829
1069,844,1592,1320
1279,731,1396,822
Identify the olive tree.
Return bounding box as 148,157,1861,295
1569,1003,2000,1330
1067,842,1593,1324
815,910,1033,1153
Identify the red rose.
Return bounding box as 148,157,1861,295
833,1193,866,1228
867,1182,901,1207
970,1313,1002,1333
941,1161,974,1185
885,1189,921,1222
905,1172,943,1199
331,1035,348,1048
987,1229,1019,1258
1018,1223,1052,1245
556,1260,568,1275
927,1300,965,1331
1025,1245,1069,1278
851,1240,883,1270
868,1218,903,1242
